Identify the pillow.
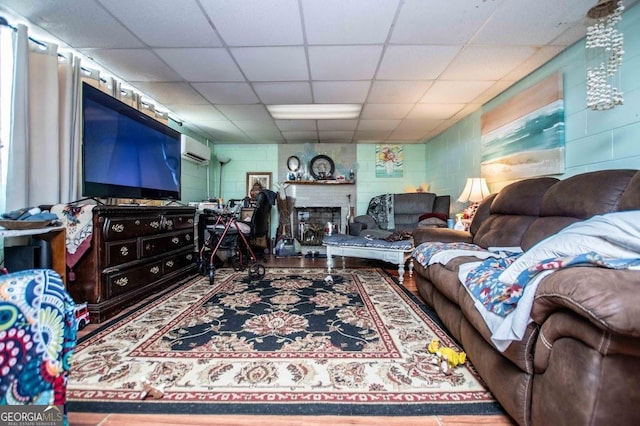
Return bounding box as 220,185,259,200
418,212,448,222
498,211,640,284
418,217,447,228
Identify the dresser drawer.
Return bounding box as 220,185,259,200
104,239,138,267
162,249,196,274
164,214,195,231
102,216,163,241
105,260,163,298
140,230,193,258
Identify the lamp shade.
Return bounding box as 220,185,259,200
457,178,490,203
216,154,231,165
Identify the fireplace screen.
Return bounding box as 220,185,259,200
294,207,341,245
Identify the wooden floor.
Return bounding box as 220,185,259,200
71,255,516,426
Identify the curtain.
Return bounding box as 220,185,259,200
4,24,82,212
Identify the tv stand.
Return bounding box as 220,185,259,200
68,205,196,322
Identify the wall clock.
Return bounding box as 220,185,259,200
287,155,300,171
309,155,335,180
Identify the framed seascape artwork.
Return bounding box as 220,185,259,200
375,144,403,178
246,172,272,198
480,72,565,183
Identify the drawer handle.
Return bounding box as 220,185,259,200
112,223,125,233
150,221,160,228
166,219,174,228
135,220,140,225
188,218,194,224
165,260,174,267
171,237,179,244
186,254,193,260
120,246,129,256
150,266,160,274
115,277,128,287
185,234,191,241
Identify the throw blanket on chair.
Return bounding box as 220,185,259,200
366,193,394,230
51,204,95,280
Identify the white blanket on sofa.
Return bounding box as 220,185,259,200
459,211,640,352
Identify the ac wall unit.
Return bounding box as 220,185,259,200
180,135,211,165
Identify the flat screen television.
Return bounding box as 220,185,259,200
81,82,181,201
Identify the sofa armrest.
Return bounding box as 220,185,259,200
412,227,473,245
354,215,378,230
531,267,640,337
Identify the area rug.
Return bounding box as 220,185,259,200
67,268,504,416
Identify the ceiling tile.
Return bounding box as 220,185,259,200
166,104,227,121
275,120,317,131
474,0,587,46
503,46,566,81
80,48,182,81
282,131,319,141
302,0,400,44
391,0,500,44
128,82,208,105
353,130,392,140
154,48,244,81
312,81,371,103
309,46,383,80
192,83,259,104
440,45,536,80
318,131,355,142
98,0,221,47
420,81,495,103
1,0,144,48
317,120,358,131
231,47,309,81
357,120,400,131
367,81,432,103
201,0,303,46
360,104,413,119
395,118,442,132
406,103,465,120
216,105,272,121
232,120,279,132
253,82,313,104
377,45,461,80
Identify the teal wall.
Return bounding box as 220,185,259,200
425,4,640,214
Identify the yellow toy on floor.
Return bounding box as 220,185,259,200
428,339,467,375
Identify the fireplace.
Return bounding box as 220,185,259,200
294,207,341,245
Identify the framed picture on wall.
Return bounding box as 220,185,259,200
246,172,272,198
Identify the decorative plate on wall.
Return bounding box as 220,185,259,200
309,155,335,180
287,155,300,171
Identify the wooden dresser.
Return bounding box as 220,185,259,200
69,205,196,322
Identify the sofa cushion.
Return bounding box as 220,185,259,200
618,170,640,211
394,192,436,231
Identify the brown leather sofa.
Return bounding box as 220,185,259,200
411,169,640,426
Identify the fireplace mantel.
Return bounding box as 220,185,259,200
284,180,355,185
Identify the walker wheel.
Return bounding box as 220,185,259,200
208,266,215,285
248,263,265,281
231,255,243,271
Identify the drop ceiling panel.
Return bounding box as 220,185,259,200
231,47,309,81
312,81,371,103
216,105,272,121
406,104,465,120
353,130,392,140
253,82,313,104
441,45,537,80
367,81,432,103
98,0,221,47
129,82,208,105
318,131,355,141
360,104,413,120
193,83,259,104
201,0,303,46
377,45,461,80
302,0,399,45
154,48,244,82
80,48,182,81
308,46,383,80
317,120,358,131
357,120,400,131
232,120,280,132
164,104,226,121
390,0,500,45
282,131,319,141
275,120,317,131
0,0,143,48
474,0,586,46
421,81,496,104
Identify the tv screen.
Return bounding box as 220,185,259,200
82,82,181,201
